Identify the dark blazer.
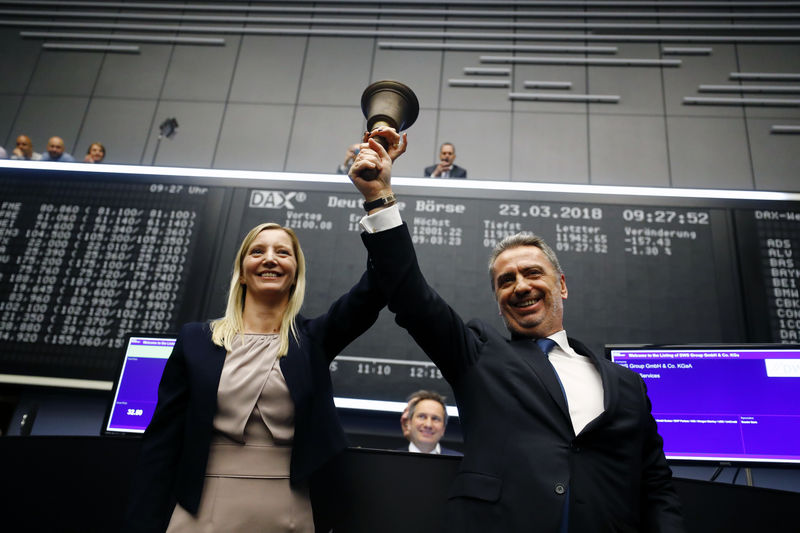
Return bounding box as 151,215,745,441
423,163,467,178
362,224,685,533
122,269,385,533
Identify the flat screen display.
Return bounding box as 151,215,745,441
608,345,800,465
103,335,176,435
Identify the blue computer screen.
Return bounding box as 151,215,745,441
104,335,176,434
609,346,800,465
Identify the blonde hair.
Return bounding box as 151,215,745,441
210,223,307,357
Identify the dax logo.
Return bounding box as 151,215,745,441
249,190,306,209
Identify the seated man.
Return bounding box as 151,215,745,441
40,136,75,162
401,390,462,456
10,135,42,160
424,142,466,179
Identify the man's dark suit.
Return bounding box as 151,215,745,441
123,269,385,533
423,163,467,178
362,224,685,533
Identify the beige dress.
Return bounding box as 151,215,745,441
166,334,314,533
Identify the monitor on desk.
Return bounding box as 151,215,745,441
607,344,800,466
103,334,176,435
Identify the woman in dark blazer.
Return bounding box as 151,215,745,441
122,222,386,532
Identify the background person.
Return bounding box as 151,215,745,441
402,390,462,456
349,130,685,533
40,136,75,162
336,143,361,174
84,142,106,163
423,142,466,178
10,134,42,160
122,222,387,533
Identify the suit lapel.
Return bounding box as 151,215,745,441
513,339,571,421
279,331,311,407
569,337,619,433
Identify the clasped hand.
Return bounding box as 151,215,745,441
348,128,407,202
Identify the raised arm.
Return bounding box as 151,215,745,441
349,130,482,381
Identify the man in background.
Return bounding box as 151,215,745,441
10,135,42,160
424,142,466,179
40,136,75,162
401,390,462,456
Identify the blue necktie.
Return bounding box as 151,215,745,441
536,338,568,405
536,337,570,533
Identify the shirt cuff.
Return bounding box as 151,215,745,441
359,204,402,233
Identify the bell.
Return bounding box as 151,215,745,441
361,80,419,141
357,81,418,179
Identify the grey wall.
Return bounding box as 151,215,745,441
0,2,798,188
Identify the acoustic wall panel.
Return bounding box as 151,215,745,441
141,100,225,168
213,103,295,171
297,37,373,106
161,33,242,102
284,105,365,174
75,97,158,165
511,111,589,184
0,29,41,94
27,49,104,97
737,45,800,120
371,44,442,113
93,43,173,99
667,116,753,189
747,118,800,192
588,115,670,187
229,35,308,105
587,43,665,116
441,48,511,112
0,95,24,149
663,45,742,118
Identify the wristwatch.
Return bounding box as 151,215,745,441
363,194,397,212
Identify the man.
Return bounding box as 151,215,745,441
401,390,462,456
349,129,685,533
336,143,361,175
40,136,75,162
10,134,42,160
423,142,466,179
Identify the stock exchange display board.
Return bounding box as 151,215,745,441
1,163,798,405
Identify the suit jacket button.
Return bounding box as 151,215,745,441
555,484,566,495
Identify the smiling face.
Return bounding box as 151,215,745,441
239,228,298,303
87,143,105,162
492,245,568,339
408,399,446,453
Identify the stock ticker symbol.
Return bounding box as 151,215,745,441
249,190,307,210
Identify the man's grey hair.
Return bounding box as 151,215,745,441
407,389,449,427
487,232,563,290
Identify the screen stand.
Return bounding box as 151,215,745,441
709,462,731,482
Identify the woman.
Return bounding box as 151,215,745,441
122,222,386,532
83,142,105,163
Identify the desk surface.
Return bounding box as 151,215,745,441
2,436,799,533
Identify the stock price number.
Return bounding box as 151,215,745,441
499,204,603,220
622,209,709,225
126,408,144,416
